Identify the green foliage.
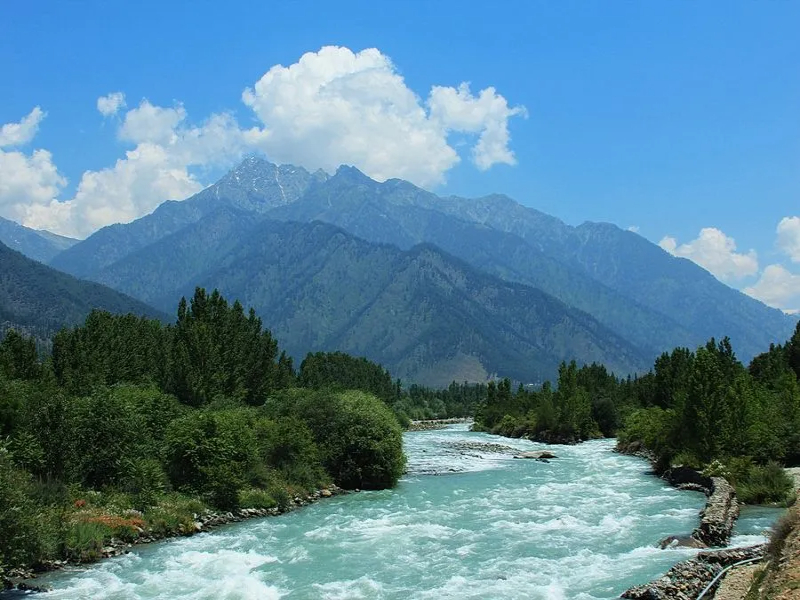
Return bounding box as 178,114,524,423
120,458,170,510
0,447,50,568
269,389,406,489
62,520,110,563
0,288,410,573
168,289,285,407
722,458,794,505
299,351,398,405
164,409,256,508
238,487,277,509
0,330,41,380
618,407,676,460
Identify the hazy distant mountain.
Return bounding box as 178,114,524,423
0,216,78,263
176,220,651,385
267,165,795,360
0,241,165,341
49,157,797,379
93,207,263,305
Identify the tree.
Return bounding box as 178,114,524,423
0,330,40,381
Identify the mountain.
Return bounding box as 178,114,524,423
0,241,166,341
179,220,651,385
49,157,797,377
266,166,794,360
92,207,263,305
49,158,326,278
0,216,78,263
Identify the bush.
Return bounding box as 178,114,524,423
143,494,206,537
736,461,795,505
254,416,327,490
270,389,406,489
767,509,799,561
239,488,276,509
62,520,109,563
618,407,676,460
492,414,520,437
120,458,169,510
0,447,50,568
164,409,256,509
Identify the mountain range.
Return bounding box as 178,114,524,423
6,157,797,384
0,216,78,264
0,241,165,343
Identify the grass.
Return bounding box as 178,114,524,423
767,510,799,564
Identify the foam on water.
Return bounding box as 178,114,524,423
35,425,784,600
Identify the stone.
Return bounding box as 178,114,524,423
658,535,708,549
513,451,557,459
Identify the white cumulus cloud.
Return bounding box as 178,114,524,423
97,92,126,117
242,46,524,186
659,227,759,282
0,108,67,227
1,46,525,238
25,103,253,238
744,264,800,314
0,106,46,147
777,216,800,263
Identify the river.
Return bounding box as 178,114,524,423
35,425,779,599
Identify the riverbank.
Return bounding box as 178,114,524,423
719,469,800,599
1,484,347,594
407,418,472,431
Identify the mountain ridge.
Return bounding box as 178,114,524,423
0,240,166,341
0,216,78,264
39,156,797,380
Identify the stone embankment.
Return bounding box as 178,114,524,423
692,477,740,547
1,485,347,594
621,545,766,600
617,442,744,598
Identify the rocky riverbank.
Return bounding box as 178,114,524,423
1,484,348,594
621,545,766,600
617,443,741,547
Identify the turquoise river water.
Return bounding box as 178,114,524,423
34,424,781,599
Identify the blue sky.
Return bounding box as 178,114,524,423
1,1,798,311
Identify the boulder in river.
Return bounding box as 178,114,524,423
658,535,708,549
513,451,557,459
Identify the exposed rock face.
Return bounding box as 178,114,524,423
621,545,765,599
692,477,739,547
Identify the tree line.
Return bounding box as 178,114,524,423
0,288,406,576
473,324,800,504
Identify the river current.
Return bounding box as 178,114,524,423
37,425,779,599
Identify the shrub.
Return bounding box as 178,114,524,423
767,509,799,562
737,462,795,505
270,389,406,490
144,494,206,537
239,488,276,509
120,458,169,510
254,416,327,490
62,520,109,563
164,409,257,509
0,447,50,568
